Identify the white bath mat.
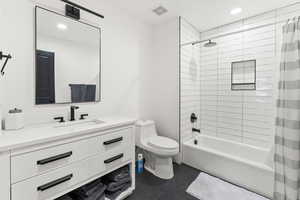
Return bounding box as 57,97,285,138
186,173,269,200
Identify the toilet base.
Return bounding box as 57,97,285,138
145,156,174,180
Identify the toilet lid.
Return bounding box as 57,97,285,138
148,136,178,150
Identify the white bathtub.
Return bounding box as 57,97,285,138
183,135,274,198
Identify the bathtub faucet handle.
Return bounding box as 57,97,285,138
190,113,198,123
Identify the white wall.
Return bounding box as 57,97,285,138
140,18,180,143
0,0,152,124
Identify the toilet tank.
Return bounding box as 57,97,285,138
135,120,158,145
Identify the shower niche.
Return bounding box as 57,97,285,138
231,60,256,90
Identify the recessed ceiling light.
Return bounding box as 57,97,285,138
230,7,242,15
57,23,68,30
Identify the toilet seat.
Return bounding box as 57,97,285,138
147,136,178,150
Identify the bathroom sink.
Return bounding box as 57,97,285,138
54,119,106,128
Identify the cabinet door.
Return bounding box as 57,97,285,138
0,151,10,200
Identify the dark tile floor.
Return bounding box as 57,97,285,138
127,164,200,200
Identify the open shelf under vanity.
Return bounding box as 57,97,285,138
56,163,135,200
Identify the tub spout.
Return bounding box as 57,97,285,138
192,128,201,133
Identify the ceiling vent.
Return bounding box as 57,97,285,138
153,6,168,16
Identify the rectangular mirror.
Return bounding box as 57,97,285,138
35,7,101,105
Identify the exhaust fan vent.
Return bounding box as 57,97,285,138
153,6,168,16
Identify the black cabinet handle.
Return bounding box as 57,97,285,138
103,137,123,145
54,117,65,123
37,174,73,191
80,114,88,120
37,151,73,165
104,154,124,164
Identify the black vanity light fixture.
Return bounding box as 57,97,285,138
0,51,12,76
61,0,104,19
65,4,80,20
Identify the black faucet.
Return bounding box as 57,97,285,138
70,106,79,121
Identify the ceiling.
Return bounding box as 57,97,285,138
108,0,299,31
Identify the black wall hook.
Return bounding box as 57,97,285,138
0,51,12,76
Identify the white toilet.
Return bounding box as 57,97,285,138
135,120,179,180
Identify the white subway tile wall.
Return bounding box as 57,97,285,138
180,3,300,148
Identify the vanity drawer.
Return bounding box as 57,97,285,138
11,137,100,183
100,128,133,153
11,154,105,200
103,147,132,171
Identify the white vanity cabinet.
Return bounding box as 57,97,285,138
0,119,136,200
0,151,10,200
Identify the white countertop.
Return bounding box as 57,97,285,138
0,117,136,152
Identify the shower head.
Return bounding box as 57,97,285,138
204,40,217,48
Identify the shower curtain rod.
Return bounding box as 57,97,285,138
181,18,290,47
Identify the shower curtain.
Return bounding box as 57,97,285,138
274,17,300,200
